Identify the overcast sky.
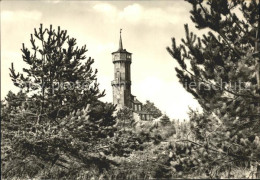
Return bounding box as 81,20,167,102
1,0,207,120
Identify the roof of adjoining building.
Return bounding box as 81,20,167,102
132,99,142,104
131,95,142,104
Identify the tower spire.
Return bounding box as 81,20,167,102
119,29,123,50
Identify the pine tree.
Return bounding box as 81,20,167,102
9,24,105,120
167,0,260,177
2,24,117,179
160,114,171,126
142,100,162,118
116,107,135,130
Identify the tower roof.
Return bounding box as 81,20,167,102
112,29,131,54
119,29,123,50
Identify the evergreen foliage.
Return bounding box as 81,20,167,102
1,24,117,179
9,24,105,120
142,100,162,118
167,0,260,177
116,106,135,130
2,0,260,178
160,114,171,126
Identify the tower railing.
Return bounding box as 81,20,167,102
111,80,131,86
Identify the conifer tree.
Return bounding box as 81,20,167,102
9,24,105,120
142,100,162,118
167,0,260,177
160,114,171,126
5,91,26,110
2,24,117,179
116,107,135,130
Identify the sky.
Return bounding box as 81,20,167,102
1,0,206,120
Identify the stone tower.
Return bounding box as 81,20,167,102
111,29,132,109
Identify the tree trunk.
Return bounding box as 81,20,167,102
255,25,260,90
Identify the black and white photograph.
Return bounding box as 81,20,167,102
1,0,260,179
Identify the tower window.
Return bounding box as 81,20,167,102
116,71,120,81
